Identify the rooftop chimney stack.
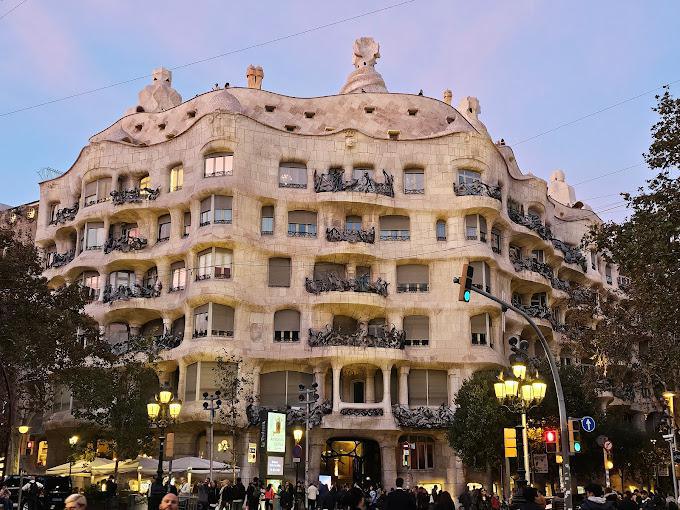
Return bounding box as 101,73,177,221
247,65,264,89
443,89,452,105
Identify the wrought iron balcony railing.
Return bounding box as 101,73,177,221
380,230,410,241
46,250,75,269
104,235,148,254
507,206,552,240
110,187,160,205
396,282,429,293
510,297,552,320
551,238,587,271
313,169,395,197
305,273,389,297
325,226,375,244
49,204,79,225
308,323,405,349
510,254,554,281
102,282,162,303
453,181,502,201
392,404,455,429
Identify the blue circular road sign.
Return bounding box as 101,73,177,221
581,416,596,433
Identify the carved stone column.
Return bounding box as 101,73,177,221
380,441,397,490
399,366,410,406
332,364,342,412
381,364,393,414
447,368,461,407
252,365,261,405
365,367,376,403
308,431,325,484
99,272,109,302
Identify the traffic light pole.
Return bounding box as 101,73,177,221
455,279,573,510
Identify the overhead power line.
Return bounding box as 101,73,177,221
0,0,417,118
0,0,29,22
572,162,645,186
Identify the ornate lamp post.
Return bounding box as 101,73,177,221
202,390,222,482
293,428,303,485
493,338,547,507
16,425,30,510
147,383,182,510
661,391,678,502
68,435,79,477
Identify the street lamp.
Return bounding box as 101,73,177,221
494,338,547,506
293,428,303,485
147,383,182,510
661,391,678,502
17,426,30,510
68,435,79,477
202,390,222,482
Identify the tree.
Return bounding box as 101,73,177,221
447,370,512,487
0,228,104,476
580,87,680,394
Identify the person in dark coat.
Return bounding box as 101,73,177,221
434,492,455,510
519,488,544,510
580,484,614,510
280,483,295,510
618,492,637,510
385,478,417,510
459,489,472,510
246,482,259,510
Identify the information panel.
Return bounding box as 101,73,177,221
266,412,287,453
267,456,284,476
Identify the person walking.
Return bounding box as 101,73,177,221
433,492,455,510
264,484,275,510
246,481,259,510
308,483,320,510
198,479,212,510
233,478,246,510
459,488,472,510
385,478,416,510
281,483,295,510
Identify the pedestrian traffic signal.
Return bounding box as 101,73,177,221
458,263,474,302
504,428,517,458
544,429,558,453
568,419,582,454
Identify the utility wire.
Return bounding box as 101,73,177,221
0,0,417,117
572,162,646,187
0,0,28,22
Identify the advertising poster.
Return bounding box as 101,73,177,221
267,456,284,476
266,412,286,453
248,442,257,464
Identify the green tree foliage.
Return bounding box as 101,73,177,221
0,228,103,475
448,371,511,471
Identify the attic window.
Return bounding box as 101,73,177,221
364,106,375,113
121,136,132,143
324,126,335,132
446,116,455,124
187,110,197,118
468,108,473,114
158,123,166,130
135,124,143,132
284,125,298,132
388,130,400,140
166,133,175,140
408,109,418,116
265,105,276,112
136,106,145,113
304,111,316,119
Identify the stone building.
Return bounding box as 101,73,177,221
34,37,639,492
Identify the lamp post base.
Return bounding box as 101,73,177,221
148,476,166,510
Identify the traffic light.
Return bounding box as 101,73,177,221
504,428,517,458
458,263,474,302
568,419,582,454
544,428,558,453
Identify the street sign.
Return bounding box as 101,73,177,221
604,440,613,452
659,464,671,477
673,450,680,464
533,453,549,474
581,416,596,433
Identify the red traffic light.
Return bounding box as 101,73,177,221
544,429,557,443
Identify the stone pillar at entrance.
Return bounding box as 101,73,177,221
365,367,376,403
381,364,393,414
447,368,461,407
308,431,325,484
332,364,342,412
240,428,259,483
398,366,410,406
252,365,261,404
380,442,397,489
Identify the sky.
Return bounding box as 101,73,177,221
1,0,678,222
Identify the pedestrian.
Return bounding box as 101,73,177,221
433,492,455,510
160,494,180,510
431,487,439,506
22,478,45,510
417,488,430,510
518,488,543,510
385,478,416,510
246,481,259,510
0,486,12,510
198,479,212,510
459,488,472,510
281,483,295,510
618,492,637,510
65,494,88,510
580,484,614,510
308,482,320,510
265,484,275,510
233,478,246,510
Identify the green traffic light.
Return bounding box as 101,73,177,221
574,442,581,453
464,290,471,302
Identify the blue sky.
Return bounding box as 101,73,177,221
1,0,678,221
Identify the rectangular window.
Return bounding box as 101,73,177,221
261,206,274,235
170,166,184,192
85,222,105,250
185,363,198,401
193,304,209,337
346,215,362,232
214,249,232,279
356,265,371,279
200,197,212,226
214,196,233,224
491,229,502,254
197,249,212,280
458,169,481,185
380,215,410,241
204,154,233,177
470,261,491,293
396,264,429,292
531,293,547,307
288,210,317,237
408,369,447,406
404,169,425,194
170,261,186,291
211,304,234,336
158,214,171,242
471,314,489,345
183,211,191,237
268,257,291,287
531,250,545,263
279,163,307,188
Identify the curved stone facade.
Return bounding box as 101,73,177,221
35,40,624,492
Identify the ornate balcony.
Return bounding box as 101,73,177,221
340,408,384,417
313,169,395,197
305,273,389,297
510,254,554,281
396,283,428,293
552,277,571,292
49,204,79,225
326,226,375,244
46,250,75,269
104,235,148,254
102,282,162,303
551,239,587,271
507,205,552,240
308,323,405,349
511,297,552,320
111,332,182,356
453,181,502,201
392,404,455,429
571,286,596,305
110,187,160,205
247,400,332,427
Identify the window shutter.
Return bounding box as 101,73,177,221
184,211,191,226
427,370,448,406
268,257,291,287
313,262,346,280
84,181,97,196
185,363,198,402
262,205,274,217
274,310,300,331
470,314,487,333
404,316,429,340
285,372,313,406
380,215,409,230
408,369,428,406
158,214,171,225
212,304,234,332
171,261,185,271
397,264,428,284
288,210,317,224
201,197,212,213
214,195,232,209
465,215,477,229
260,372,287,406
199,361,220,394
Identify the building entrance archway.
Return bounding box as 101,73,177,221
322,438,381,487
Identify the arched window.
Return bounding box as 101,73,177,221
109,270,135,288
83,177,111,206
274,309,301,342
333,315,358,333
458,169,481,186
204,153,233,177
436,220,446,241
